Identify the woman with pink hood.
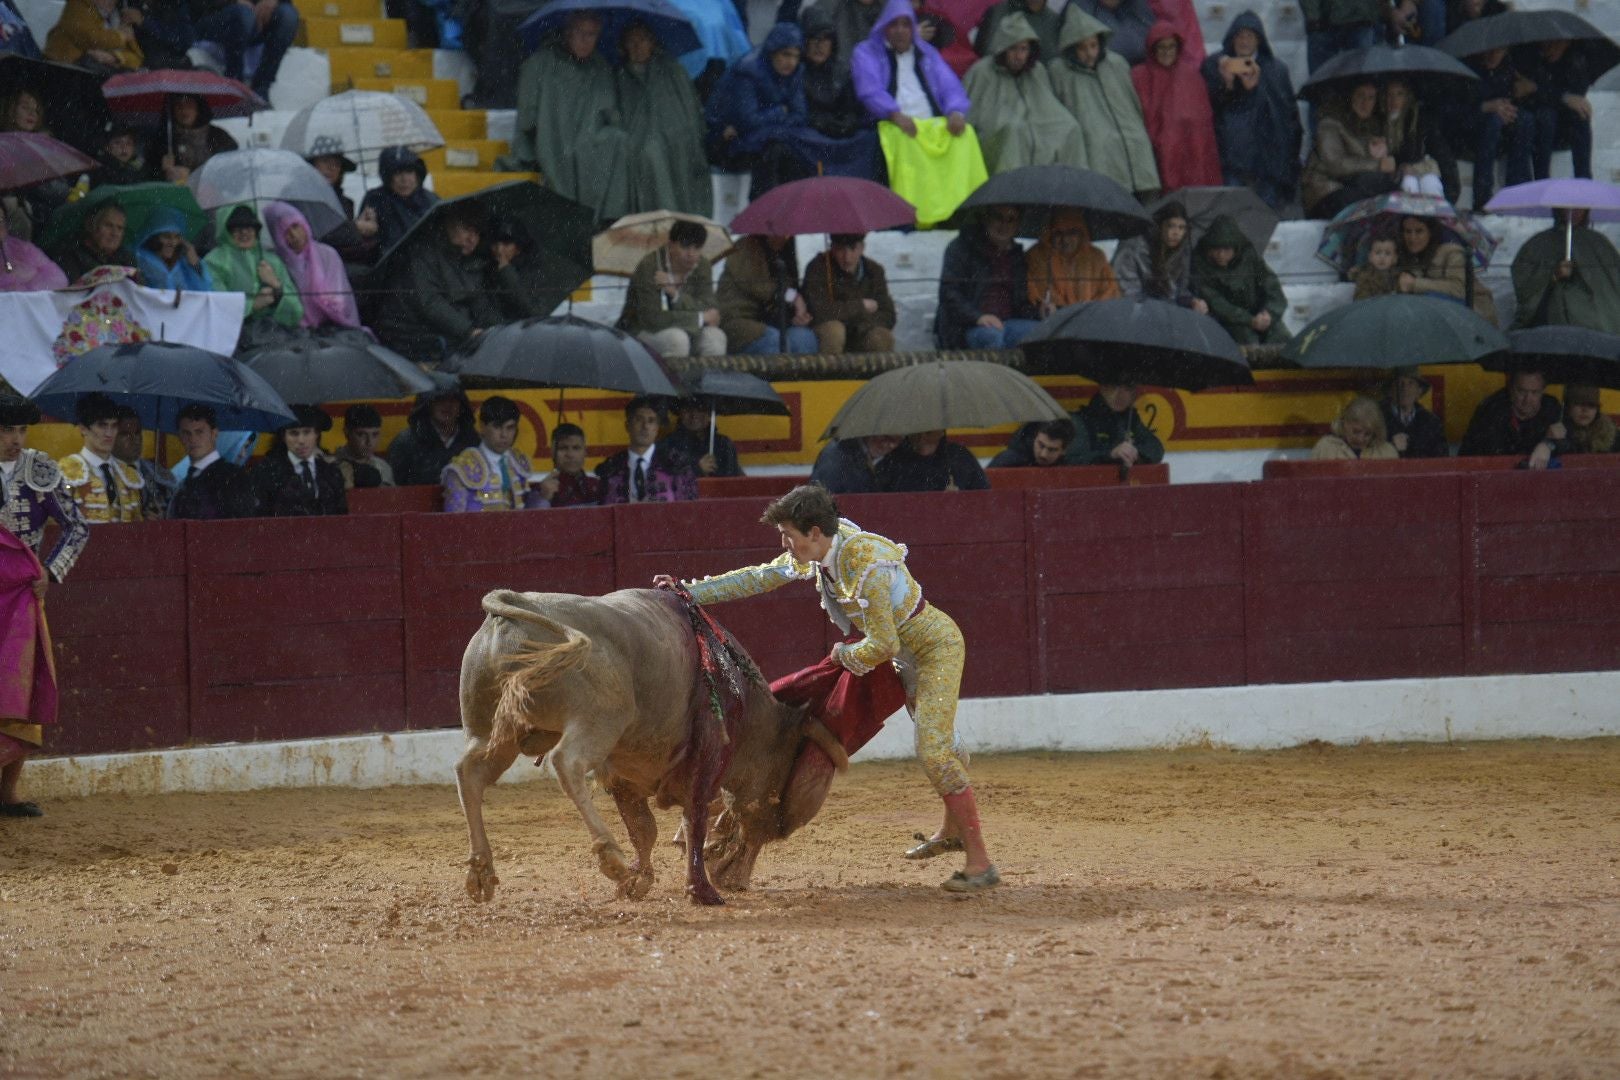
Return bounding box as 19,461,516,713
1130,19,1221,192
262,201,366,333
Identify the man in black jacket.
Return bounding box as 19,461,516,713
252,405,347,516
1381,366,1449,459
935,206,1038,350
374,205,504,364
1458,369,1567,469
169,404,259,519
385,387,479,487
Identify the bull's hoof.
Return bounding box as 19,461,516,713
592,838,631,883
617,866,655,900
465,855,499,903
687,881,725,906
710,857,753,892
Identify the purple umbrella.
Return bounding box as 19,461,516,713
729,177,915,236
0,131,96,192
1485,178,1620,260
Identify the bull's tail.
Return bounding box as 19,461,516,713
482,590,593,757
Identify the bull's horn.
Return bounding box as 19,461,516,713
801,720,850,773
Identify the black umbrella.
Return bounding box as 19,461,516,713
1297,43,1479,104
441,313,681,397
681,369,790,416
1020,297,1252,390
1148,186,1279,255
1494,326,1620,390
238,333,438,402
0,55,109,155
953,164,1151,241
371,179,596,319
1281,294,1508,370
29,341,296,432
1439,10,1620,80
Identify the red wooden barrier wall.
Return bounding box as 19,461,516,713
985,463,1169,489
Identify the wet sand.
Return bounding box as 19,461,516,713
3,739,1618,1079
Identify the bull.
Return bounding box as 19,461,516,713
455,588,850,906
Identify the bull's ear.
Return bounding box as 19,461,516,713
801,719,850,773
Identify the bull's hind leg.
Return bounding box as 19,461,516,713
548,727,637,895
456,734,521,903
609,782,657,900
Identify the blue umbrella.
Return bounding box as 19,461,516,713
29,341,298,433
519,0,701,62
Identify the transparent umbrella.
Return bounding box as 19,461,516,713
188,148,348,238
279,90,444,176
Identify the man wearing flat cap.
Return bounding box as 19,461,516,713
251,405,348,516
58,392,145,524
1,392,90,818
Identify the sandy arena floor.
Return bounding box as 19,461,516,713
2,739,1618,1079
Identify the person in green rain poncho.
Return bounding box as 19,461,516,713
616,21,713,217
202,204,303,328
1511,209,1620,334
1046,7,1160,200
507,11,631,222
961,13,1084,174
1192,213,1287,345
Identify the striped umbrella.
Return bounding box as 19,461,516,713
102,69,267,123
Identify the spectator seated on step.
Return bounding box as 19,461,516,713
618,219,725,358
963,13,1085,176
595,396,698,504
1349,230,1401,301
252,404,347,516
1047,9,1159,200
486,219,555,321
203,203,304,330
1452,45,1535,212
151,93,237,185
1130,21,1221,193
1457,369,1567,470
1027,209,1121,318
1191,213,1288,346
1066,383,1164,466
190,0,299,97
717,234,819,355
131,0,197,69
935,204,1039,350
374,204,504,364
705,22,814,198
1394,214,1496,326
1200,11,1300,211
803,232,897,354
989,417,1076,467
1310,395,1399,461
796,7,882,180
307,145,379,267
1112,200,1205,312
58,392,144,524
884,429,988,491
809,434,901,493
386,387,478,487
168,403,260,519
52,201,136,285
665,397,745,479
533,423,603,507
359,147,439,255
93,121,151,188
1380,366,1448,459
1300,0,1378,77
1512,38,1596,188
332,404,394,490
442,395,546,512
1510,209,1620,335
1301,82,1398,222
0,88,72,243
1562,385,1616,456
263,200,365,333
42,0,143,71
615,20,713,217
1382,78,1458,207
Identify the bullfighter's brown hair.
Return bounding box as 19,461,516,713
761,484,839,538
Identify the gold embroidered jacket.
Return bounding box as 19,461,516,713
58,452,144,524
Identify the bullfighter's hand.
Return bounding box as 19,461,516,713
652,574,681,591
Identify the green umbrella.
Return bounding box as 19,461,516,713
43,182,208,253
820,359,1067,441
1281,294,1509,370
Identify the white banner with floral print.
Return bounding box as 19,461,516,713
0,278,246,395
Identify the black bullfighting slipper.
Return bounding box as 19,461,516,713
941,866,1000,894
0,801,43,818
904,832,964,859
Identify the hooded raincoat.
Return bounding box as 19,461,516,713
975,0,1061,61
133,204,212,293
202,204,303,328
1130,20,1220,191
618,36,714,216
1067,0,1153,64
963,13,1085,174
359,147,441,254
1510,223,1620,335
1199,11,1301,206
850,0,972,122
509,31,631,221
1192,213,1287,345
1026,208,1121,308
1048,8,1160,194
262,200,364,331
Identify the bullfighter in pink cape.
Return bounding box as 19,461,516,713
0,392,90,817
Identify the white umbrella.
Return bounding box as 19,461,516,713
592,210,731,275
187,148,349,238
279,90,444,173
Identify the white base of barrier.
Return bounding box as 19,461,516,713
25,670,1620,800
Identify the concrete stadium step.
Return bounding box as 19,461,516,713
1265,219,1331,279
421,140,508,172
349,76,462,110
327,48,435,86
426,109,489,140
307,0,385,18
1282,282,1356,332
302,16,408,49
431,170,539,198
